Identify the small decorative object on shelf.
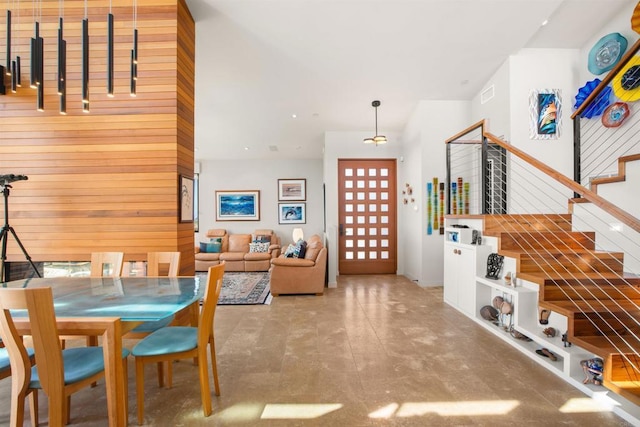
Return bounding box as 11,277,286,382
504,271,512,286
562,331,572,347
543,327,557,337
509,326,532,341
539,308,551,325
485,253,504,279
536,348,558,361
480,305,499,321
580,358,604,385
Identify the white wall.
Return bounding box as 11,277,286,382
323,131,403,286
471,60,511,139
400,101,471,286
195,159,324,247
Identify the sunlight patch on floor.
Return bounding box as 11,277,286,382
261,403,343,419
560,392,619,414
213,403,264,422
369,400,520,418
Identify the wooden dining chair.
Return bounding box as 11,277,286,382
146,251,181,277
0,287,129,427
90,252,124,277
131,263,224,425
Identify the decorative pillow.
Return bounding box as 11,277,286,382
249,242,270,253
284,244,297,258
285,240,307,258
199,238,222,253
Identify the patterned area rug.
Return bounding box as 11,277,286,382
196,271,271,305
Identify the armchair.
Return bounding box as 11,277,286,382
269,234,327,296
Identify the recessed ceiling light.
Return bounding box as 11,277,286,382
244,147,249,151
541,19,549,26
291,114,297,119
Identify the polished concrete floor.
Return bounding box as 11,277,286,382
0,275,633,426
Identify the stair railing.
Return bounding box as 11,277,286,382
573,39,640,189
446,127,640,387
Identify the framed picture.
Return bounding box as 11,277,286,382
179,175,194,223
529,89,562,140
278,202,306,224
278,178,306,201
216,190,260,221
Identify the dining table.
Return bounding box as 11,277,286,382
1,275,204,426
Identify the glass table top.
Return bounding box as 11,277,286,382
1,276,203,322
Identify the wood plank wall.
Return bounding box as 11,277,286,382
0,0,196,275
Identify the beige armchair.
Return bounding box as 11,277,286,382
269,234,327,296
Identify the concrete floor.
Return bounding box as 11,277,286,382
0,274,633,426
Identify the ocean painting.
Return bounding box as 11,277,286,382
216,191,260,221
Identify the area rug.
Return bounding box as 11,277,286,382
196,271,272,305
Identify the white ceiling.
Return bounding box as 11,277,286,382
185,0,634,161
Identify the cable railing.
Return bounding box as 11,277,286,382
446,126,640,391
573,39,640,188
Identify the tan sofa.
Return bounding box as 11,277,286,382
269,234,327,296
195,229,281,272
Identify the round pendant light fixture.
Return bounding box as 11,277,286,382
364,100,387,145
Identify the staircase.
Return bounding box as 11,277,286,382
483,213,640,405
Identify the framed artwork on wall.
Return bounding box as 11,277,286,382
216,190,260,221
529,89,562,140
180,175,194,223
278,202,306,224
278,178,306,201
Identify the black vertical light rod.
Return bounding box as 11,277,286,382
6,10,11,76
11,60,16,92
107,13,114,96
37,34,43,111
82,17,89,105
16,55,20,87
0,65,5,95
58,17,63,95
30,21,39,88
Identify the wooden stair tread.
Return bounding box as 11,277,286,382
520,271,637,282
541,299,640,315
568,335,639,356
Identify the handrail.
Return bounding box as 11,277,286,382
484,131,640,233
571,38,640,119
445,119,486,143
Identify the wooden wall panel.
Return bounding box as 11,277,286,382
0,0,195,274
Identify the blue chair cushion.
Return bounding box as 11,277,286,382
131,326,197,357
130,315,175,333
29,347,130,388
0,347,35,373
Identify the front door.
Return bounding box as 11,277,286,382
337,159,397,275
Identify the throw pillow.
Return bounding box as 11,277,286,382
284,243,297,258
199,242,209,253
249,242,270,253
207,241,222,253
296,240,307,258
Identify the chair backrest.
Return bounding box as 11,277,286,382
0,287,64,398
146,252,181,277
198,264,225,348
90,252,124,277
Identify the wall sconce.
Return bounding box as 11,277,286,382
292,228,304,243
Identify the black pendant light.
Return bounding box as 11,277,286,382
107,0,114,97
130,0,137,96
57,0,66,114
82,0,89,112
6,9,11,76
363,100,387,146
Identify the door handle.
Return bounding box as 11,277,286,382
339,224,344,236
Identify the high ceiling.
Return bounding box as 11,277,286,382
184,0,634,160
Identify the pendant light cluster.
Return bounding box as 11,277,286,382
1,0,140,113
364,100,388,146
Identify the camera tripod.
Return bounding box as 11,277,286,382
1,182,41,282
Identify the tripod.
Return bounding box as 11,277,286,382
1,183,41,282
